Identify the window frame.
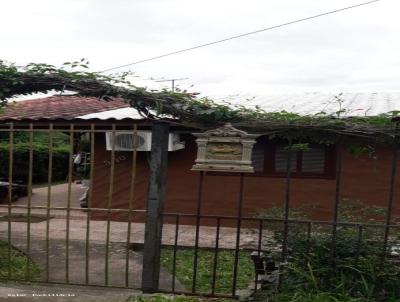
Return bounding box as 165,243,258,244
207,140,336,179
262,143,336,179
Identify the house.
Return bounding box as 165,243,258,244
1,93,400,223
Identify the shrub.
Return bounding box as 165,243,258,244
280,228,400,301
253,201,400,301
0,142,70,183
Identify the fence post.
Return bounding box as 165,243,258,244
141,122,170,292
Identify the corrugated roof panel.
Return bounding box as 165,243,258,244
76,107,144,120
232,92,400,116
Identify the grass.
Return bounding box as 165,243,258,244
127,294,233,302
160,247,254,294
250,290,367,302
0,240,40,280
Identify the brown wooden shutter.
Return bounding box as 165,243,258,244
275,146,297,172
252,143,265,172
301,146,325,173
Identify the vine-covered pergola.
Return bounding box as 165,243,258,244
1,60,399,144
1,60,400,294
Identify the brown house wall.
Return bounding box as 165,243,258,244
90,134,400,223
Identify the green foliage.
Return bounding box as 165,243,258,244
0,130,69,145
0,60,399,143
0,141,70,184
0,240,40,280
253,201,400,301
251,290,363,302
277,228,400,301
127,295,232,302
160,248,254,294
254,203,311,220
338,199,387,223
347,145,377,159
284,143,311,152
255,199,388,223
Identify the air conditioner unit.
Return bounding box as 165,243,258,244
105,131,185,152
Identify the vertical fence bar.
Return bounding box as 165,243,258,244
171,215,180,293
65,124,74,283
254,219,263,292
331,142,343,261
305,222,312,263
45,123,53,282
141,122,170,293
7,123,14,279
26,123,34,281
232,173,244,297
382,123,399,259
356,225,363,263
211,217,221,295
125,124,138,287
278,140,293,287
85,124,95,285
191,171,204,293
105,124,116,286
281,143,293,259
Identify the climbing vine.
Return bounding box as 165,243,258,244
0,59,399,143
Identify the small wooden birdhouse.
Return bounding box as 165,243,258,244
191,123,257,173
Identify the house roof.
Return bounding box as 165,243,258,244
235,92,400,116
1,92,400,123
77,92,400,119
0,96,132,121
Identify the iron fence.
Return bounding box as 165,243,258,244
0,122,399,299
0,123,143,290
159,213,400,297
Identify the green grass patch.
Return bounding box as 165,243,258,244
251,290,365,302
160,247,254,294
0,240,40,280
127,294,233,302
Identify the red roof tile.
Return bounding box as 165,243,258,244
0,96,129,121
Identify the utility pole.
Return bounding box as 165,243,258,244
155,78,188,92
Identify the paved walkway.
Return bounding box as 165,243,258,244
0,282,140,302
0,183,273,295
0,183,273,250
0,218,271,250
0,218,271,293
3,236,179,291
0,183,86,219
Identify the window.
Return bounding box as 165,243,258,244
251,140,336,179
274,147,297,173
209,139,336,179
252,143,266,172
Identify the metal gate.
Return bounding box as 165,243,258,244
1,122,400,298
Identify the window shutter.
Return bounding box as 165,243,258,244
275,147,297,172
302,146,325,173
252,143,265,172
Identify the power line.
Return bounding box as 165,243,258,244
100,0,383,73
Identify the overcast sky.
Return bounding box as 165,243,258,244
1,0,399,100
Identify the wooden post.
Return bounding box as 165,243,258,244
141,122,170,292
